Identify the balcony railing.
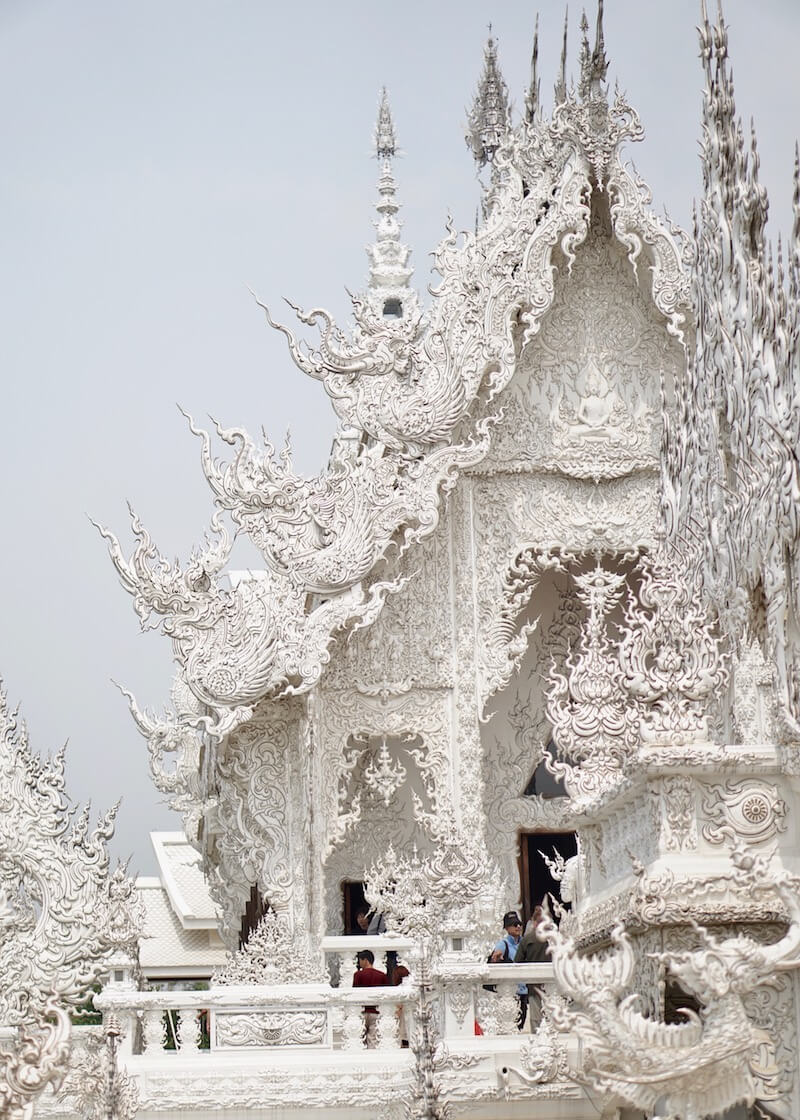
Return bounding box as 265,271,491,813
94,935,556,1056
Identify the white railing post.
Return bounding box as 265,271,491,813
337,952,354,988
376,999,400,1050
496,980,520,1035
476,989,498,1037
142,1008,166,1054
342,1001,364,1050
443,981,475,1039
177,1008,202,1053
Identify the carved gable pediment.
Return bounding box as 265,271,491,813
481,195,682,481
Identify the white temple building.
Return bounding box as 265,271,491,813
136,833,226,986
4,3,800,1120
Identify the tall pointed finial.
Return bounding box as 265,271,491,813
592,0,608,82
466,30,510,168
364,89,418,322
374,87,396,159
525,14,541,123
578,9,591,97
555,7,569,104
791,142,800,302
579,2,608,98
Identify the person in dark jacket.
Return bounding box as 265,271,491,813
514,906,550,1031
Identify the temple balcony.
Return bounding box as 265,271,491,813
46,948,596,1120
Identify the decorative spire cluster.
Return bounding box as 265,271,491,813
468,4,611,179
466,30,510,168
664,0,800,732
364,88,418,322
580,0,608,98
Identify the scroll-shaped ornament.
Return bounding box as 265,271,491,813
701,780,788,847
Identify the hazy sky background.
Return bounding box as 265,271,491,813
0,0,798,875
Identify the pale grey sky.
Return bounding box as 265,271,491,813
0,0,797,874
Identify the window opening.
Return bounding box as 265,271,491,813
519,830,577,919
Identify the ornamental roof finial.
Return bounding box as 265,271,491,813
555,7,569,104
592,0,608,83
364,88,417,322
579,2,608,98
466,29,510,168
578,9,590,96
374,87,396,159
525,14,541,123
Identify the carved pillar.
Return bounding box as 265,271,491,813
496,980,520,1035
450,483,494,877
337,952,354,987
177,1009,202,1053
341,1003,364,1050
375,1005,399,1050
213,697,318,952
141,1009,166,1054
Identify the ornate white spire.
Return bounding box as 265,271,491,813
524,14,541,123
466,29,510,168
374,86,396,159
554,7,569,105
364,88,418,321
664,0,800,730
578,0,608,100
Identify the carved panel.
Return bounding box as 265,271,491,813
214,1011,327,1048
660,775,698,852
477,201,682,480
209,699,304,940
700,780,788,847
319,688,453,858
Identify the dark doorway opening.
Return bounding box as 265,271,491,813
342,880,368,935
239,883,267,948
519,831,578,919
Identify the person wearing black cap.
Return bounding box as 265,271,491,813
490,911,523,962
490,910,527,1028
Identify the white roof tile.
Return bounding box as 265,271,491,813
137,881,228,972
150,831,221,928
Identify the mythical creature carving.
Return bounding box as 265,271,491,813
0,692,140,1025
56,1019,139,1120
96,511,403,732
0,685,141,1120
543,844,800,1118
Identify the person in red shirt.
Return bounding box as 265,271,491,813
352,950,387,1047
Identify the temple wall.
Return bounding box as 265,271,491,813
306,198,684,927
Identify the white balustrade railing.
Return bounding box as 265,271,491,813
94,954,555,1057
95,983,416,1056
